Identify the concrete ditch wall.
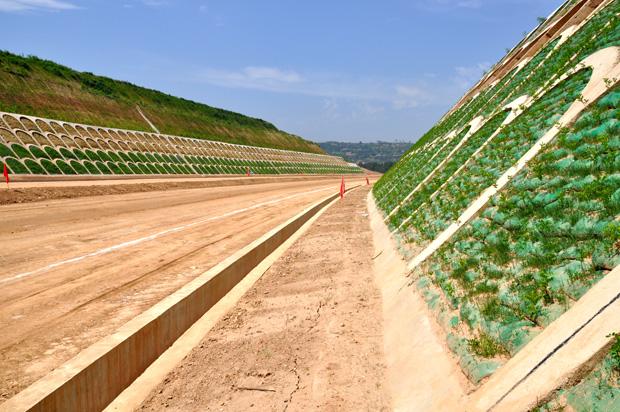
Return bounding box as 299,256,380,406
0,188,354,412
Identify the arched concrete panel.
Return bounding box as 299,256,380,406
59,135,77,148
35,119,54,133
49,121,68,136
45,133,64,148
62,124,79,137
117,141,130,151
0,128,20,145
2,114,24,130
86,127,103,139
106,140,122,151
115,130,129,140
97,128,112,140
84,137,102,150
32,131,52,147
75,125,91,139
73,137,89,149
96,139,113,151
20,117,40,132
20,157,44,174
15,130,36,146
53,158,77,175
23,157,47,173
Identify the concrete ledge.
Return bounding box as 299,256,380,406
367,193,469,411
466,265,620,411
0,187,356,412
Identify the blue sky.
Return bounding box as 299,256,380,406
0,0,563,142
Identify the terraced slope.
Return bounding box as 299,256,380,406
0,51,322,153
0,111,361,177
373,0,619,389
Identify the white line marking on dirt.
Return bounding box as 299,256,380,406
1,186,334,285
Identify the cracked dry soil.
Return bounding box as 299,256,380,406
140,187,391,411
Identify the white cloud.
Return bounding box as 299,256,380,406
192,63,489,116
393,85,429,109
453,62,491,89
322,98,341,119
140,0,168,6
0,0,78,12
244,66,303,83
455,0,482,8
416,0,483,11
197,67,392,101
200,66,304,92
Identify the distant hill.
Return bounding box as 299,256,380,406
0,50,323,154
319,141,413,173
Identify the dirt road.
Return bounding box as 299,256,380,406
0,177,363,400
0,175,344,206
140,186,391,411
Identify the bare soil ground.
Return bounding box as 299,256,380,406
140,187,391,411
0,177,364,401
0,176,339,205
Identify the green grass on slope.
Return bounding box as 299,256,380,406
0,51,323,154
414,81,618,385
400,68,592,243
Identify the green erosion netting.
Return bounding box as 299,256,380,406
5,157,28,174
402,68,592,246
40,159,61,174
376,127,471,210
390,109,510,229
0,143,15,158
414,84,619,384
56,160,77,175
535,335,620,411
69,160,88,174
24,159,45,174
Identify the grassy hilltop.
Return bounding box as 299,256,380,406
0,51,323,154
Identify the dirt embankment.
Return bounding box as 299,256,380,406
0,176,339,205
140,187,391,411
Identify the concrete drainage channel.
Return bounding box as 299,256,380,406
0,186,358,412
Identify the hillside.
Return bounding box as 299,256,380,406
319,141,412,172
0,51,323,154
373,0,620,408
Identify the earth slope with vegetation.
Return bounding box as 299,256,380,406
0,51,322,153
373,0,620,406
